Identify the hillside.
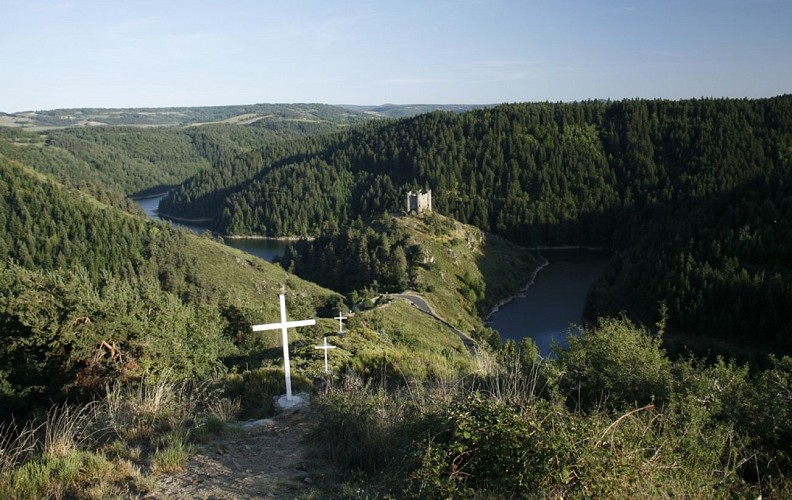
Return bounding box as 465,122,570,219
0,116,360,199
160,96,792,352
279,212,538,341
0,153,488,419
1,108,791,497
164,97,792,243
0,154,334,414
0,103,372,129
339,103,488,118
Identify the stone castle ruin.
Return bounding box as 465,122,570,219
406,189,432,213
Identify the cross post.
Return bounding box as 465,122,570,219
252,294,316,400
334,311,348,334
314,337,337,374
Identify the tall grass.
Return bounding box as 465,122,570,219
0,419,38,476
152,430,191,474
0,373,241,498
44,401,107,458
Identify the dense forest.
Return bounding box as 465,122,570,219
1,99,792,496
162,96,792,350
0,106,371,200
278,216,424,295
164,97,791,244
0,155,345,418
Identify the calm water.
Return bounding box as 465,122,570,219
138,195,608,354
134,193,288,262
490,249,611,357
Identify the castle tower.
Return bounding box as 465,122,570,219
406,189,432,213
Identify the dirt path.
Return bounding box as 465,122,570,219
148,408,331,499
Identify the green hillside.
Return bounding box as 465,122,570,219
0,154,485,419
280,212,538,341
161,96,792,351
2,97,791,497
0,103,372,129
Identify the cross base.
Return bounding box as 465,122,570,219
274,393,309,411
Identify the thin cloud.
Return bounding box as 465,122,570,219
458,60,546,82
263,14,374,49
650,50,694,59
379,77,450,85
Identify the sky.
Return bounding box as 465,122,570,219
1,0,791,112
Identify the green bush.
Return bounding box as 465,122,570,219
554,316,673,411
0,451,117,499
408,392,539,497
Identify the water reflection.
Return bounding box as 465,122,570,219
133,194,288,262
490,249,610,357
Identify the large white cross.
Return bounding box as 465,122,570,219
251,294,316,400
314,337,337,374
334,311,347,334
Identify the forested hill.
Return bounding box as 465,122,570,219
0,117,359,199
0,154,341,416
162,97,790,243
162,96,792,350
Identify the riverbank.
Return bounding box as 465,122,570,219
222,234,314,241
484,254,550,322
130,191,170,200
157,212,214,224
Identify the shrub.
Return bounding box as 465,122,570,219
312,377,410,473
0,451,119,499
408,392,538,497
554,316,673,411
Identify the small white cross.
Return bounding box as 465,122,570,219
252,294,316,401
314,337,337,374
334,311,348,334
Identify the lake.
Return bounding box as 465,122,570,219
490,249,611,357
133,193,289,262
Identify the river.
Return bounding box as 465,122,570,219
490,249,611,357
136,195,608,356
134,193,289,262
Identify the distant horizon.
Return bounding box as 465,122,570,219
3,93,790,115
2,1,790,114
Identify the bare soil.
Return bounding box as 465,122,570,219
148,408,334,499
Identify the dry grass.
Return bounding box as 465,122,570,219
44,401,107,458
0,374,233,497
207,396,241,422
0,419,38,475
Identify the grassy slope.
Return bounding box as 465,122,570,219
226,211,541,380
290,300,477,380
394,212,538,335
179,234,478,378
0,151,478,383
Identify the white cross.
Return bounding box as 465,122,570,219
334,311,348,334
314,337,337,374
251,294,316,400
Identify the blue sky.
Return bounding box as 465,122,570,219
1,0,790,111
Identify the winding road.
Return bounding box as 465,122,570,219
391,292,478,352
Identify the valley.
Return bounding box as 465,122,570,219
1,97,791,497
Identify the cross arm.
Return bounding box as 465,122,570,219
252,319,317,332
